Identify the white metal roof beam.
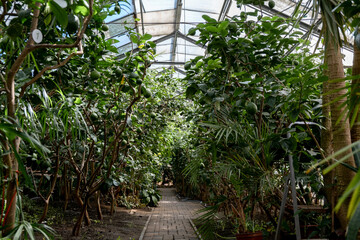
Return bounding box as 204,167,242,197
117,32,176,58
183,8,218,15
176,31,205,49
151,61,185,65
248,4,353,52
156,66,185,77
139,0,145,34
218,0,232,21
173,66,186,75
132,0,140,34
171,0,183,62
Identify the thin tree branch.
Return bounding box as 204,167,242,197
3,13,17,16
0,0,8,23
0,73,9,93
19,42,83,98
30,0,93,51
7,0,93,99
6,1,42,117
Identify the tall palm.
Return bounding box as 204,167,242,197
333,0,360,145
292,0,356,230
350,43,360,143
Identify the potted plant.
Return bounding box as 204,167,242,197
236,231,263,240
231,203,263,240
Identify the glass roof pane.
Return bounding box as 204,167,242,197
184,0,223,13
135,0,176,13
117,43,133,55
151,35,167,41
175,53,196,62
156,54,171,62
227,1,241,17
112,35,131,48
105,2,134,23
157,43,172,47
157,45,171,55
181,10,218,23
143,25,173,36
107,15,135,38
156,38,173,45
177,45,205,56
140,10,175,36
179,23,197,35
112,0,352,77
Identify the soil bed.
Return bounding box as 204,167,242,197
24,197,152,240
51,205,151,240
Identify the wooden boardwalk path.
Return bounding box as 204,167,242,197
140,188,202,240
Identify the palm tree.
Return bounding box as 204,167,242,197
291,0,356,230
350,43,360,143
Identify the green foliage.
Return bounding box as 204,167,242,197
4,221,57,240
309,140,360,238
140,188,161,207
347,203,360,240
0,0,174,237
180,10,325,236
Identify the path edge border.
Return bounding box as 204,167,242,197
139,210,153,240
189,217,203,240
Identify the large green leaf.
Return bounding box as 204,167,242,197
142,33,152,41
346,203,360,240
49,0,68,28
202,15,217,23
186,86,198,99
74,5,90,16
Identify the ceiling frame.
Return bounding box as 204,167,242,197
171,0,183,62
131,0,140,34
176,31,205,48
173,66,186,75
117,32,176,58
247,4,353,52
117,30,205,59
218,0,232,21
139,0,145,34
151,61,186,65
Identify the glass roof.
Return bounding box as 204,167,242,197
106,0,354,77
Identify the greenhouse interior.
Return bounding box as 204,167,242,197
1,0,360,239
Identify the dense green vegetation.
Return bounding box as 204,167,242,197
1,0,360,239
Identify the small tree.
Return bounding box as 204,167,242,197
0,0,124,235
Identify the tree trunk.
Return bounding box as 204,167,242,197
96,191,104,219
2,2,41,234
351,43,360,143
2,154,18,235
3,66,20,235
72,196,90,236
322,78,335,231
325,38,356,230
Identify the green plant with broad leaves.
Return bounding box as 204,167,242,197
0,0,175,237
308,140,360,240
181,10,326,238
